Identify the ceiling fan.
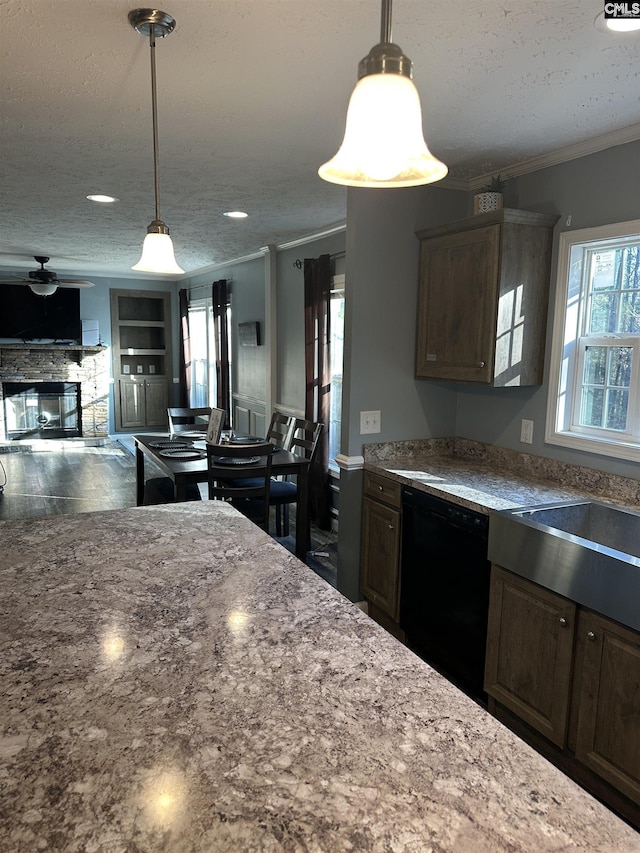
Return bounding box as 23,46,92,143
0,256,95,296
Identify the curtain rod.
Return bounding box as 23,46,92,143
185,278,230,294
293,250,345,269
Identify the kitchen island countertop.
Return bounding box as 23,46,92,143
1,501,638,851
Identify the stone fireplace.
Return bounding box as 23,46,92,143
0,344,109,441
3,381,82,439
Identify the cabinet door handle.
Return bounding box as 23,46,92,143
388,524,394,531
378,485,384,491
587,631,597,641
478,361,486,368
559,616,568,627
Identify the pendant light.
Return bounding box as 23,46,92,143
319,0,447,188
129,8,184,274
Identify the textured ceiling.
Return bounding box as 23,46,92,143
1,0,639,278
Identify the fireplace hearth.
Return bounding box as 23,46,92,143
3,382,82,439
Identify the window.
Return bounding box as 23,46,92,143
187,296,232,409
329,273,345,468
546,220,640,461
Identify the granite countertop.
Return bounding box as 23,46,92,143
364,448,640,515
1,502,638,852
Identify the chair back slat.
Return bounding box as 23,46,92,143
168,407,212,433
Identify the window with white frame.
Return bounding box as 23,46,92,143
329,273,345,469
546,220,640,461
187,296,232,409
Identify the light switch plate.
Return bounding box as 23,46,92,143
360,410,381,434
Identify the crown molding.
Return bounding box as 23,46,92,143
274,222,347,252
183,124,639,280
468,122,640,191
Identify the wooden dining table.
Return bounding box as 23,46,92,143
134,433,311,558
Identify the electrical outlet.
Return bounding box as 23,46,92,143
520,419,534,444
360,410,381,435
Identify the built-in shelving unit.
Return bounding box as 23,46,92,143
110,289,172,431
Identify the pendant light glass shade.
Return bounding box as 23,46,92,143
132,229,185,274
319,0,447,188
319,74,447,187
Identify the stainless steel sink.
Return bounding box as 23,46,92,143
488,500,640,631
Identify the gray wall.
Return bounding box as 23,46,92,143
455,139,640,480
341,139,640,479
228,256,267,405
186,233,347,424
342,184,467,456
335,140,639,601
187,255,268,430
336,184,467,599
276,234,346,413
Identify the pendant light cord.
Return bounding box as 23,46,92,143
148,26,162,223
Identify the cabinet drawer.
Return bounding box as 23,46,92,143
364,471,402,508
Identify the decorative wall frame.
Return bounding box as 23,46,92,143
239,321,260,346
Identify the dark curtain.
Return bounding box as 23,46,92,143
304,254,332,530
213,279,231,429
178,289,191,407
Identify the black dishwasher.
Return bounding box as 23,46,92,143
400,487,491,705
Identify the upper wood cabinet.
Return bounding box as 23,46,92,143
415,209,559,385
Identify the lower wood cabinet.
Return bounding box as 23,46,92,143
361,471,402,634
484,566,575,747
574,609,640,806
485,564,640,821
119,378,168,430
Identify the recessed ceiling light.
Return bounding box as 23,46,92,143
87,194,119,203
223,211,248,219
594,11,640,32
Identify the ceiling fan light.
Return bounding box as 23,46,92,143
132,231,185,274
29,282,58,297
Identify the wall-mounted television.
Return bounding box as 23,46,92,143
0,286,82,342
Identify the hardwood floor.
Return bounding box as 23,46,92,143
0,441,137,519
0,439,337,586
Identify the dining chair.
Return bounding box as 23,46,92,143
143,406,213,503
220,411,293,511
168,406,212,434
269,418,323,537
265,411,295,449
206,441,275,530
